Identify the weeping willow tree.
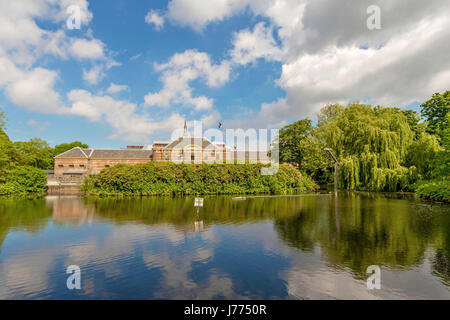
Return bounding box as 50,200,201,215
318,103,420,191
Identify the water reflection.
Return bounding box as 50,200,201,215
0,194,448,299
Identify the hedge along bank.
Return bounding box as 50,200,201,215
81,162,318,196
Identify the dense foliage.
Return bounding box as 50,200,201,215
82,162,318,196
13,138,54,169
13,139,89,169
278,91,449,201
0,166,47,195
0,111,88,195
421,90,450,139
415,180,450,202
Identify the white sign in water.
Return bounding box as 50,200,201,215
194,198,204,207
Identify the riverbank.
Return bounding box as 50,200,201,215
415,179,450,203
81,162,318,196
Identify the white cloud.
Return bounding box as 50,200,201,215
161,0,450,128
69,38,105,60
166,0,249,32
106,83,129,94
82,58,120,85
67,90,187,141
145,9,165,30
52,0,94,26
0,0,120,118
230,22,282,65
224,0,450,127
144,49,230,111
130,53,142,61
0,0,96,66
82,65,105,85
5,68,65,114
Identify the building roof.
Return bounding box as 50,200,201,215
55,147,89,158
89,149,153,159
55,147,153,159
165,136,214,149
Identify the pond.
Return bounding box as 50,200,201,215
0,193,449,299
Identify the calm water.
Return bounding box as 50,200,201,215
0,193,448,300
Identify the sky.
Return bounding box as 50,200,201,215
0,0,449,149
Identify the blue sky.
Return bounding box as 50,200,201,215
0,0,448,148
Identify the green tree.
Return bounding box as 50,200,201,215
279,119,316,168
405,132,442,179
317,102,417,191
317,103,344,127
421,90,450,139
13,138,53,169
0,115,21,181
0,110,6,129
397,109,426,139
431,113,450,178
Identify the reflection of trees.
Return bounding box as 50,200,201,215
1,194,448,287
431,208,450,285
274,193,450,283
82,196,303,226
0,197,52,249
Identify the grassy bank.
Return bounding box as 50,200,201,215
82,162,318,196
415,179,450,202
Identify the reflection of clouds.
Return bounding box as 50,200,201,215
144,247,245,300
194,247,213,262
143,251,197,297
2,196,449,299
0,252,54,299
141,227,238,299
281,249,450,300
283,265,387,299
195,273,246,300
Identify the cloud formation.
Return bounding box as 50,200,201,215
164,0,450,127
145,9,165,30
144,50,230,111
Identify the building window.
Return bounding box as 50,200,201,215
105,165,110,168
69,164,74,168
58,164,64,168
80,164,85,168
216,154,220,160
164,153,169,160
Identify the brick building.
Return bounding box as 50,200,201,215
54,122,269,178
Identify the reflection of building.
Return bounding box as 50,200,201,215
54,121,269,177
47,196,94,225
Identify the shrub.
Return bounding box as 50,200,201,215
82,162,318,196
0,166,47,195
415,179,450,202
